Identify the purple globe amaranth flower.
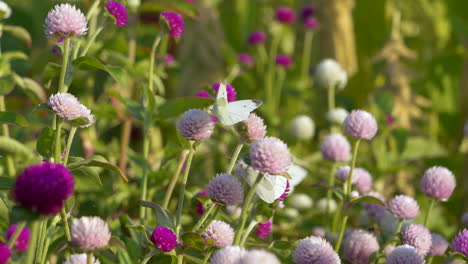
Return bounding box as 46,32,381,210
12,162,74,215
177,109,215,141
238,53,254,68
64,253,100,264
202,220,234,248
275,7,296,24
401,223,432,255
151,226,177,252
256,220,272,239
344,229,380,264
6,224,30,251
236,113,267,143
207,174,244,206
275,54,293,68
211,246,246,264
420,166,456,201
354,168,373,193
452,229,468,257
388,195,420,219
0,243,11,264
248,31,266,45
196,90,211,99
71,216,111,252
320,133,351,162
344,110,378,140
213,83,237,102
160,12,184,39
304,17,319,29
430,233,448,256
293,236,341,264
105,1,128,27
48,93,95,128
44,4,88,37
239,249,281,264
250,137,292,175
196,190,208,215
301,6,315,19
386,245,425,264
336,166,361,184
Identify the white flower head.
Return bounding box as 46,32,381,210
71,216,111,252
0,1,11,20
315,59,347,90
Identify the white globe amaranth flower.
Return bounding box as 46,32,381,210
289,115,315,140
317,198,337,213
71,216,111,252
327,108,349,125
0,1,11,20
44,4,88,37
288,193,314,210
315,59,347,90
47,93,95,128
63,253,100,264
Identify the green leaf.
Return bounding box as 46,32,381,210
1,51,28,62
0,177,14,190
0,112,28,126
72,56,128,86
13,76,46,103
311,183,344,200
180,232,206,251
374,91,394,114
3,25,32,47
401,137,445,160
268,240,295,260
36,127,56,159
0,136,35,158
140,1,198,17
67,157,128,183
138,200,176,229
350,195,385,206
157,97,213,118
70,116,90,127
9,206,39,224
33,103,52,112
0,75,15,95
108,90,145,122
109,236,126,250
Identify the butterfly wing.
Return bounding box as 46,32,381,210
220,100,262,126
288,164,307,193
255,174,288,204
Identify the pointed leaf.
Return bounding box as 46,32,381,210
180,232,206,251
3,25,32,47
67,158,128,182
0,75,15,95
72,56,127,86
138,200,176,229
36,127,56,159
351,195,386,206
0,136,35,158
0,112,28,126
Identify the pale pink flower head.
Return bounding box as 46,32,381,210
429,233,448,256
420,166,456,201
293,236,341,264
206,174,244,206
239,249,281,264
400,223,432,255
275,7,296,24
343,110,378,140
237,113,267,143
211,246,246,264
48,93,95,128
354,168,373,193
343,229,380,264
44,4,88,37
320,134,351,162
71,216,111,252
388,195,420,219
386,245,425,264
177,109,215,141
336,166,360,184
64,253,100,264
250,137,292,175
202,220,234,248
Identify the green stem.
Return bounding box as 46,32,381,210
327,85,335,112
326,163,337,230
300,31,314,89
226,144,243,174
80,21,106,57
175,144,196,236
233,174,263,245
334,214,348,252
193,202,217,232
424,197,436,227
61,207,71,241
148,33,163,94
265,28,281,114
139,131,151,221
275,68,286,109
162,149,189,209
0,96,15,177
240,220,258,247
345,140,361,196
25,221,39,264
427,256,434,264
35,220,47,263
87,252,93,264
54,118,63,163
58,38,71,93
202,248,214,264
40,235,51,264
178,255,184,264
63,127,77,166
8,222,26,249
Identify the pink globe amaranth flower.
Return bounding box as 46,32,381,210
275,54,293,68
420,166,456,201
277,180,290,201
6,224,30,251
211,246,246,264
212,83,237,102
71,216,111,252
248,31,266,45
202,220,234,248
344,229,379,264
0,243,11,264
64,253,100,264
236,113,267,143
388,195,420,219
363,191,387,222
354,168,373,193
12,162,74,215
344,110,378,140
207,174,244,206
151,226,177,252
452,229,468,257
256,220,272,239
177,109,215,141
238,53,254,68
196,190,208,215
275,7,296,24
239,249,281,264
105,1,128,27
250,137,292,175
336,166,360,184
304,17,319,29
320,133,351,162
160,12,184,39
430,233,448,256
293,236,341,264
386,245,425,264
44,4,88,37
48,93,95,128
401,223,432,255
312,226,326,237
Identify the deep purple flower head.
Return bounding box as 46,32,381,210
44,4,88,37
355,168,373,193
236,113,267,143
344,110,378,140
388,195,420,219
293,236,341,264
160,12,184,38
429,233,448,256
275,54,293,68
202,220,234,248
196,90,211,99
213,83,237,102
277,181,290,201
275,7,296,24
386,245,425,264
320,133,351,162
256,220,272,239
211,246,246,264
452,229,468,257
301,6,315,19
6,224,30,251
207,174,244,205
176,109,215,141
250,137,292,175
420,166,456,201
238,53,254,68
196,190,208,215
248,31,266,45
344,229,380,264
105,1,128,27
12,162,74,215
151,226,177,252
0,243,11,264
401,223,432,255
304,17,319,29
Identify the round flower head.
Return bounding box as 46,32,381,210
151,226,177,252
48,93,95,127
315,59,347,90
0,1,11,20
177,109,215,141
239,249,281,264
336,166,360,184
304,17,319,29
105,1,128,27
320,134,351,162
312,226,326,237
343,230,379,264
302,6,315,19
71,216,111,252
202,220,234,248
0,243,11,264
401,223,432,255
327,108,349,125
211,246,246,264
213,82,237,102
430,233,448,256
317,198,337,213
452,229,468,257
236,113,267,143
44,4,88,37
388,195,420,219
248,31,266,45
238,53,254,68
386,245,425,264
289,193,313,210
344,110,378,140
207,174,244,205
354,168,373,193
462,212,468,226
420,166,456,201
64,253,100,264
6,224,30,251
250,137,292,175
12,162,74,215
256,220,272,239
160,12,184,38
275,54,293,68
293,236,341,264
290,115,315,140
275,7,296,24
196,90,210,99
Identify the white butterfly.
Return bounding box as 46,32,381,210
210,83,262,126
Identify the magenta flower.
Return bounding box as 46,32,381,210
164,54,175,66
160,12,184,38
452,229,468,257
237,113,267,143
213,83,237,102
196,90,211,99
196,190,208,215
275,7,296,24
344,110,378,140
275,54,293,68
238,53,254,68
248,31,266,45
250,137,292,175
6,225,30,251
151,226,177,252
277,181,290,201
301,6,315,19
420,166,456,201
0,243,11,264
105,1,128,27
304,17,319,29
176,109,215,141
256,221,272,239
